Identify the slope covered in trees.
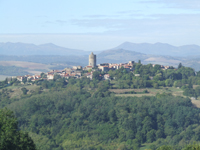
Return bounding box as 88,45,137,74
0,108,36,150
1,63,200,149
0,82,199,149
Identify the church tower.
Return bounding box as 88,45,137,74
89,52,96,68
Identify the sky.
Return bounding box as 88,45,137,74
0,0,200,51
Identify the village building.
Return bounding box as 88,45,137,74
104,74,110,80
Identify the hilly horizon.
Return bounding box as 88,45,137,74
1,42,200,57
113,42,200,57
1,42,200,71
0,42,90,56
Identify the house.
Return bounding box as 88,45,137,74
32,75,41,80
84,66,93,70
149,76,154,80
128,61,134,65
86,72,93,79
112,65,120,69
135,74,140,77
98,66,109,72
17,76,27,82
73,66,82,70
72,66,78,70
191,97,197,100
104,74,110,80
47,74,54,80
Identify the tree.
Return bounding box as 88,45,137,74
21,87,28,95
146,129,156,143
178,63,182,69
195,86,200,97
157,145,173,150
182,143,200,150
0,108,36,150
93,71,102,81
40,72,47,78
153,83,159,89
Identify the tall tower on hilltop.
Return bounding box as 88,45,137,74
89,52,96,68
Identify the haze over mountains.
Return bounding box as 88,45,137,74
113,42,200,57
1,42,200,71
1,42,200,57
0,42,89,56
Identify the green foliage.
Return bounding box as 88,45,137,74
3,87,199,149
1,63,200,149
183,143,200,150
21,87,28,95
0,108,36,150
178,63,183,69
157,145,173,150
93,71,103,81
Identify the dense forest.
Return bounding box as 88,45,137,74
1,63,200,149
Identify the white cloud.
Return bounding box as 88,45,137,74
140,0,200,10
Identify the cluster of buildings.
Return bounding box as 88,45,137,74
16,52,173,82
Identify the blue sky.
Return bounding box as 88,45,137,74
0,0,200,51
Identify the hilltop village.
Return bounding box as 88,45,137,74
16,52,173,83
2,53,200,150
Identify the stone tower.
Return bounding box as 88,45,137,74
89,52,96,68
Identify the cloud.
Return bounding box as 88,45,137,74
140,0,200,10
56,20,67,25
35,15,48,18
84,15,108,18
69,13,200,38
45,21,54,24
117,10,141,14
164,0,200,9
44,20,68,26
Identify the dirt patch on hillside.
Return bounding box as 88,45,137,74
191,100,200,108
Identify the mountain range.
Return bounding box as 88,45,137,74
0,42,200,71
0,42,90,56
113,42,200,57
1,42,200,57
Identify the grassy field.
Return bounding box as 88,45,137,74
1,84,46,99
110,87,184,97
0,61,50,70
110,86,200,108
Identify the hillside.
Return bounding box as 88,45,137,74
98,48,147,63
0,42,89,56
2,42,200,57
0,63,200,149
98,49,200,71
114,42,200,57
1,42,200,78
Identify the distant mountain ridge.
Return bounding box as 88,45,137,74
1,42,200,71
113,42,200,57
1,42,200,57
0,42,90,56
97,48,147,64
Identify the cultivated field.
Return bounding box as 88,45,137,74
111,86,200,108
0,61,55,78
110,87,183,96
